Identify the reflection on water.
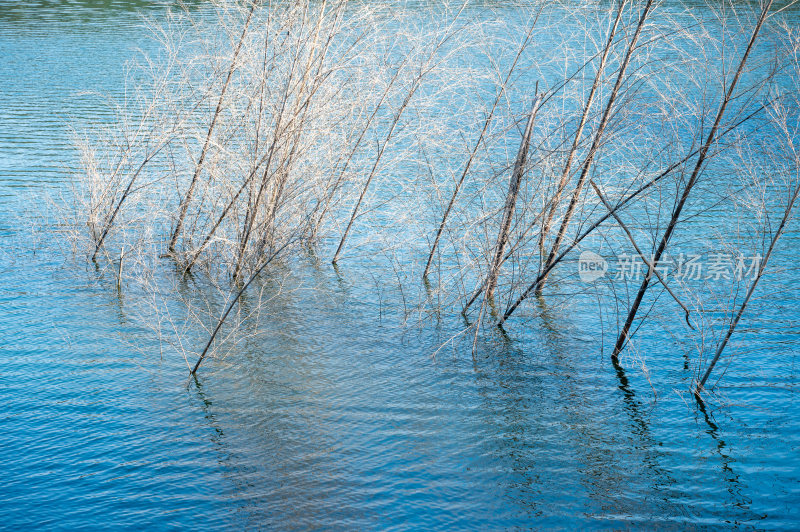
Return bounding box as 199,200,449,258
1,1,799,529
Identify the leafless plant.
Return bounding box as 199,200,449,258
59,0,800,395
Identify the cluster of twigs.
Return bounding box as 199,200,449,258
63,0,800,396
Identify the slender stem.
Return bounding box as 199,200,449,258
540,0,654,289
422,17,540,279
485,90,543,301
498,5,772,327
191,237,295,376
589,179,693,326
497,100,768,325
697,167,800,391
612,0,773,359
538,0,626,253
169,2,256,253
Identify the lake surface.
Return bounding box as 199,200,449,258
1,1,799,529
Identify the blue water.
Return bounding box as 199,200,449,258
1,1,799,529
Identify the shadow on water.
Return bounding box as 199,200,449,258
178,262,364,528
190,375,265,522
536,294,686,524
693,395,760,524
462,289,681,524
192,375,227,452
176,253,780,528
